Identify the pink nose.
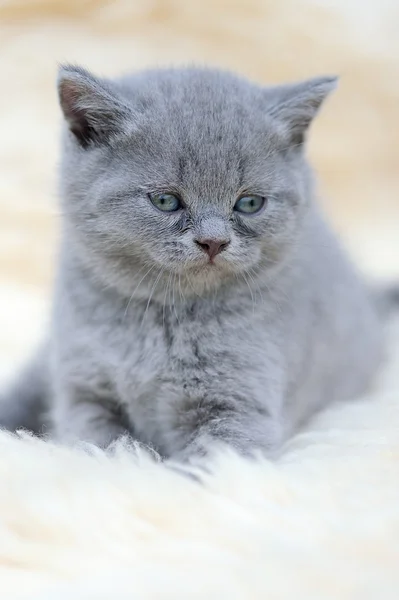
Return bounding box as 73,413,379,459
195,238,230,260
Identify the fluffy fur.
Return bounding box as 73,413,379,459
0,65,385,459
0,317,398,599
0,2,398,597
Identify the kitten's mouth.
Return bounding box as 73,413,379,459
201,256,225,269
191,256,234,275
183,258,222,274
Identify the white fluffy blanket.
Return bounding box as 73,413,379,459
1,320,398,599
1,1,399,597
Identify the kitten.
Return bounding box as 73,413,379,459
0,64,390,460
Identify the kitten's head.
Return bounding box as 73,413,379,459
58,65,336,298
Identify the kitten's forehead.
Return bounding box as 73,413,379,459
126,69,263,134
118,69,278,196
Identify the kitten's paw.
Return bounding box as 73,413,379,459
165,462,204,483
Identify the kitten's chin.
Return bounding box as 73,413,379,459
176,260,256,297
179,269,232,296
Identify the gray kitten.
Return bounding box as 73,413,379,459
0,65,392,460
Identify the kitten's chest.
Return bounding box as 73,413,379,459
111,306,169,398
114,301,268,406
114,306,212,393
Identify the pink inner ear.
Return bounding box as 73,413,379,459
59,81,75,116
59,80,84,121
58,79,95,147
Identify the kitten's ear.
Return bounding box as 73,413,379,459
266,76,338,146
58,64,133,148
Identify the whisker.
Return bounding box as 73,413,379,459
172,273,180,324
124,263,157,319
246,267,264,306
240,271,256,315
162,272,172,329
178,272,186,306
141,268,164,329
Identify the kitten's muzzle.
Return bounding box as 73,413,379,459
194,238,231,260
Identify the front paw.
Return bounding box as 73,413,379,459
171,439,210,464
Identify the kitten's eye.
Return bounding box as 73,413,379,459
149,193,182,213
234,195,265,215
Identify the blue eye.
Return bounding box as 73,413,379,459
234,195,265,215
149,193,182,212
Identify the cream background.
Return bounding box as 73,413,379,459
0,2,399,597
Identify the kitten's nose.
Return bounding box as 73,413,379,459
195,238,230,260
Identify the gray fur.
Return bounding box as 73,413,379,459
0,65,388,460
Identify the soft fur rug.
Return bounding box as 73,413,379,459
1,1,399,598
1,318,398,599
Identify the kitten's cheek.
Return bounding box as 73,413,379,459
234,246,262,270
249,247,262,266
